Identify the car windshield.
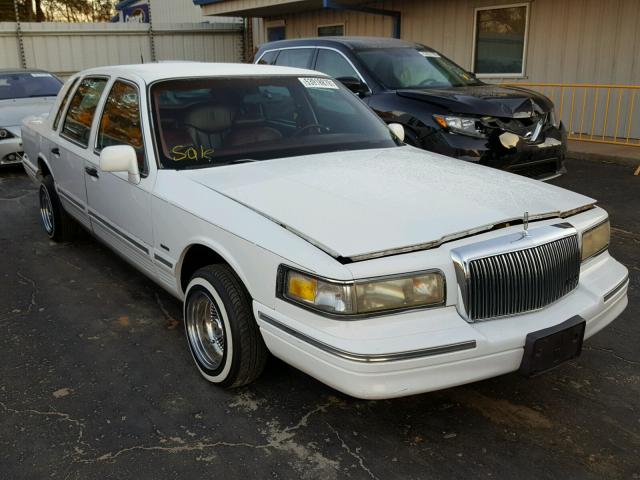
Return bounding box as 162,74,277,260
150,76,400,169
0,71,62,100
355,47,481,89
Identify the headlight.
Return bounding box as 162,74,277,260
279,266,445,317
433,115,485,138
581,220,610,261
0,128,15,139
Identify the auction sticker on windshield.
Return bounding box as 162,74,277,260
299,77,339,89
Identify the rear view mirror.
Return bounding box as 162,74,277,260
100,145,140,184
388,123,405,142
336,76,369,97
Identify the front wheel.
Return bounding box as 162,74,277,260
184,264,267,388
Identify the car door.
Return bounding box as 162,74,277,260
85,78,155,277
54,76,108,228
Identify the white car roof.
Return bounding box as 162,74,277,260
78,62,327,83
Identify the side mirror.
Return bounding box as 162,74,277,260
100,145,140,184
388,123,405,142
336,76,369,97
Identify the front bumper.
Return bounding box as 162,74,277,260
255,252,628,399
0,137,24,166
425,123,567,181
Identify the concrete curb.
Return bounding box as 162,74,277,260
566,150,640,169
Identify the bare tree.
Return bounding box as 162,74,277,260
0,0,115,22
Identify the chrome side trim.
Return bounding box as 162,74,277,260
154,253,173,269
257,312,476,363
56,187,85,212
88,210,149,255
604,275,629,303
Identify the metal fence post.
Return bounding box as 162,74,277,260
13,0,27,68
148,0,157,62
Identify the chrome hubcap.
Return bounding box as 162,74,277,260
39,186,54,235
186,289,226,371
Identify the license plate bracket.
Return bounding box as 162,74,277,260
519,316,586,376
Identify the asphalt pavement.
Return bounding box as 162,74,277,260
0,159,638,479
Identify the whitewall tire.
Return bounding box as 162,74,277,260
184,264,267,388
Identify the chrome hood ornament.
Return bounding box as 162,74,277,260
523,211,530,237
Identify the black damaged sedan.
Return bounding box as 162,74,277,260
255,37,566,180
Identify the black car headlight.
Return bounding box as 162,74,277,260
581,220,610,262
433,115,486,138
278,266,446,317
0,128,15,139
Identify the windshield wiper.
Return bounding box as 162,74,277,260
178,158,258,170
224,158,258,165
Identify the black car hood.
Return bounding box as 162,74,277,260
396,85,553,118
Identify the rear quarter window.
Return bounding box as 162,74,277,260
257,50,278,65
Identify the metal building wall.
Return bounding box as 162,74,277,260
248,0,640,85
148,0,242,24
0,22,243,78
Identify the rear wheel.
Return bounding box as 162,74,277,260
39,175,76,242
184,264,267,388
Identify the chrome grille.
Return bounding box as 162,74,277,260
466,234,580,321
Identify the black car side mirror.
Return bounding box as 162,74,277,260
336,76,370,97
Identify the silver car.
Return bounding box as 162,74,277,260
0,69,62,166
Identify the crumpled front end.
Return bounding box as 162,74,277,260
427,112,567,181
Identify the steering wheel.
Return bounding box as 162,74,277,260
293,124,330,137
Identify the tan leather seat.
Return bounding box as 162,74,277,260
183,104,234,149
225,102,282,147
226,125,282,147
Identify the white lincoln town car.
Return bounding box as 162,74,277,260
21,63,628,399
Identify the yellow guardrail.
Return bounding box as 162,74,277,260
504,83,640,148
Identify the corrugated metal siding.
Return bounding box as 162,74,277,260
149,0,242,24
248,0,640,85
150,0,211,23
0,22,243,78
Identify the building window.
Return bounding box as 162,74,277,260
267,26,285,42
473,3,529,77
318,24,344,36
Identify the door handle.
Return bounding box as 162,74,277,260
84,166,99,178
51,147,60,156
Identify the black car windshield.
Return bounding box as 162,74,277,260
0,72,62,100
150,76,400,169
355,47,481,89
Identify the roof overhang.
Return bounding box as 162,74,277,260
195,0,367,17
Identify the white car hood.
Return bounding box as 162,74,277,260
183,147,594,260
0,97,55,129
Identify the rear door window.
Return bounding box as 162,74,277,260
274,48,315,69
61,77,108,147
